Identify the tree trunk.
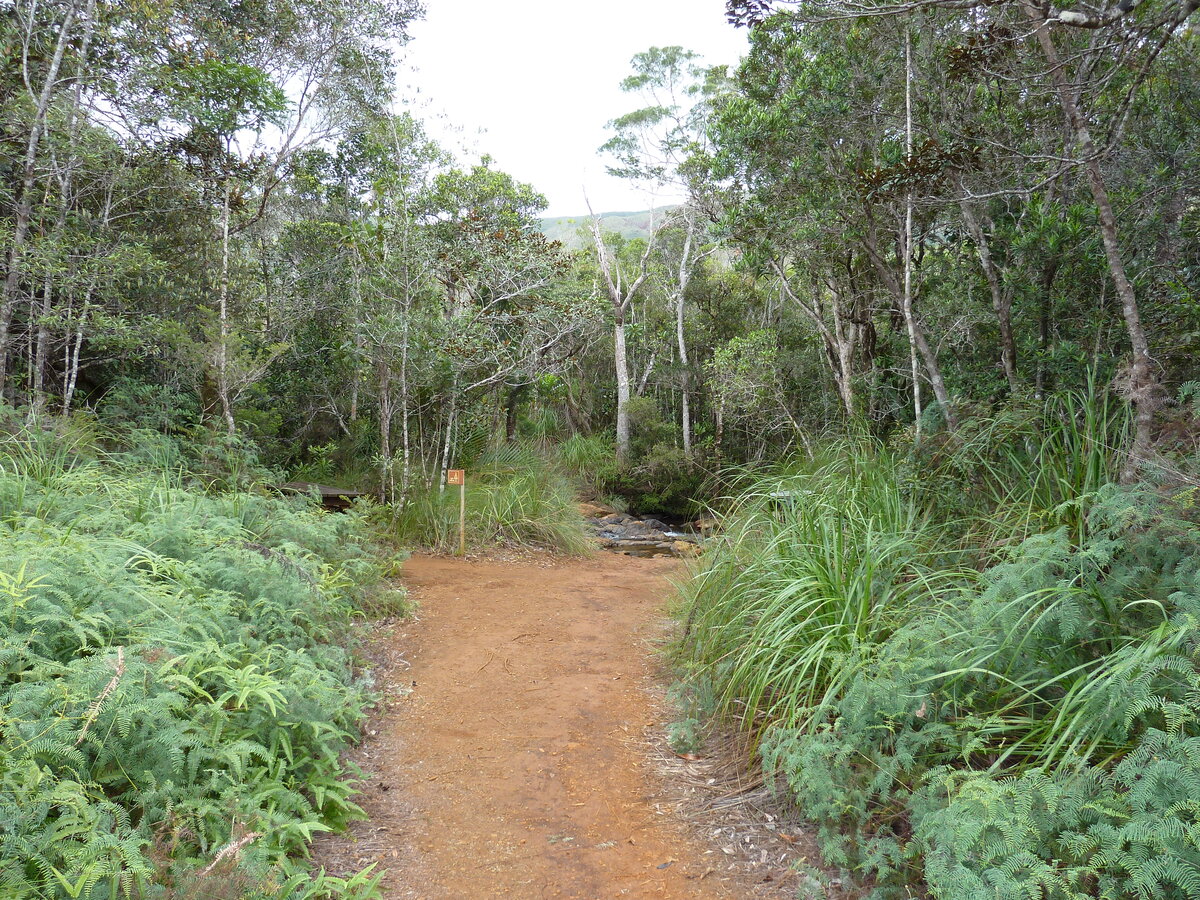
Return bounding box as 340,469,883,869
588,202,654,465
901,196,924,437
0,0,81,396
378,355,393,501
1022,2,1158,479
714,398,725,457
910,306,955,429
349,263,363,424
562,382,584,436
901,31,924,436
778,398,814,459
62,300,88,415
675,218,696,455
400,296,412,503
960,199,1018,392
614,310,631,461
31,266,52,417
863,220,955,431
1036,283,1051,400
830,280,858,419
216,178,237,435
771,262,858,421
49,0,95,412
636,348,658,398
504,381,528,443
439,386,457,493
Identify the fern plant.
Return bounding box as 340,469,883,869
0,423,390,898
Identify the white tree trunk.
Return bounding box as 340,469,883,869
400,298,412,504
439,388,456,493
902,195,923,437
217,178,236,435
62,300,89,414
378,355,393,501
0,0,81,395
31,264,51,417
614,314,631,461
588,200,655,465
902,30,923,437
675,218,695,455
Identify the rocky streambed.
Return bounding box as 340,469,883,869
580,503,704,558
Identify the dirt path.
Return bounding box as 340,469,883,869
318,552,772,899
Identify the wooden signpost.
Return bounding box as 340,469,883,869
447,469,465,556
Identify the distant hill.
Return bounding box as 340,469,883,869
539,209,667,250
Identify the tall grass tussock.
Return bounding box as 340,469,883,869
674,389,1200,899
384,443,592,555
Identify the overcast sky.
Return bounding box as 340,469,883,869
397,1,748,218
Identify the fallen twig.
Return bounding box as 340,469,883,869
75,646,125,746
200,831,264,876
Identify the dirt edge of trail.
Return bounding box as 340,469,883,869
313,551,825,899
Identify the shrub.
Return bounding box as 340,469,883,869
556,433,618,495
0,424,387,899
677,442,971,738
618,442,710,519
675,420,1200,898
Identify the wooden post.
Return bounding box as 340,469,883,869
447,469,465,556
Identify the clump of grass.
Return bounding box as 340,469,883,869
678,441,974,737
556,433,618,496
672,387,1200,899
909,383,1130,552
386,443,592,555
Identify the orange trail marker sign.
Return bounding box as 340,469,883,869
447,470,466,554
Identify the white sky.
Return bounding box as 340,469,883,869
397,1,748,218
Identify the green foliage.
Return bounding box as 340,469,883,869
900,384,1131,550
0,425,389,898
675,422,1200,898
383,443,592,555
678,442,969,738
160,60,289,143
611,441,710,519
556,434,620,495
708,330,779,419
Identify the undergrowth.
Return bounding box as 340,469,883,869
384,443,592,554
0,420,392,899
674,389,1200,898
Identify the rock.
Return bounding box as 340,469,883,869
624,521,665,539
579,501,617,519
583,507,705,559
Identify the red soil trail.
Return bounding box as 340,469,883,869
320,552,760,899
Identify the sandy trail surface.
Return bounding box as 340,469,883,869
318,552,766,899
